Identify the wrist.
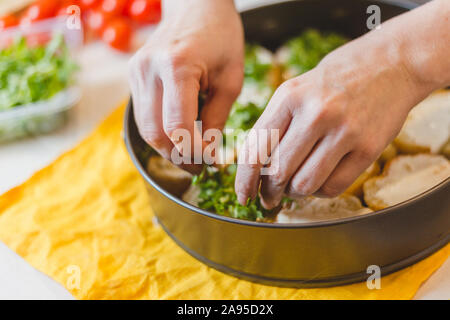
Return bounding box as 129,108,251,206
391,0,450,90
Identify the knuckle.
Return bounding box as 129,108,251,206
245,162,263,170
140,129,166,150
271,79,299,112
342,120,359,141
291,179,317,196
163,121,186,139
269,171,290,188
160,47,190,74
357,144,380,162
312,104,340,126
130,50,149,70
280,78,298,91
275,79,297,98
128,51,153,82
318,183,343,198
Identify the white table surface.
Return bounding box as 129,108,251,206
0,0,448,300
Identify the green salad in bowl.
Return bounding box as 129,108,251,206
0,34,79,142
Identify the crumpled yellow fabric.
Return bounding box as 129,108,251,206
0,103,448,300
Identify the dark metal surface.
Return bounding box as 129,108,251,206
124,0,450,287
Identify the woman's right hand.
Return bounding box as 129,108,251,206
128,0,244,164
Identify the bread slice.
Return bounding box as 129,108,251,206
275,195,372,223
363,154,450,210
344,161,380,198
394,90,450,154
146,156,192,197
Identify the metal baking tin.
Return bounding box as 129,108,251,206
124,0,450,287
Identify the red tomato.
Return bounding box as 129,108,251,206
22,0,60,23
101,18,132,51
56,1,76,16
127,0,161,24
77,0,101,10
86,9,112,35
101,0,127,16
0,15,19,30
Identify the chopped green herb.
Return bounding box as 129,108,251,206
192,164,269,221
244,44,272,83
225,101,264,132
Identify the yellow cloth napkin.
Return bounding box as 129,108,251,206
0,103,448,300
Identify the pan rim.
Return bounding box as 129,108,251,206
238,0,418,15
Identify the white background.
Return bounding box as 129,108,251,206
0,0,447,299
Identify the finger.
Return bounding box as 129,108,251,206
161,73,205,165
200,67,243,132
286,131,352,198
130,69,174,160
235,82,296,205
314,150,374,198
259,116,322,209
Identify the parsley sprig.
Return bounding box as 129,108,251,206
192,164,268,221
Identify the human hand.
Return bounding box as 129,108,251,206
235,30,436,209
128,0,244,164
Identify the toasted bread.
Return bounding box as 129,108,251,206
394,91,450,154
146,156,192,197
275,195,372,223
344,161,380,198
363,154,450,210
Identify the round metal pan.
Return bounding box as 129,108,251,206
124,0,450,287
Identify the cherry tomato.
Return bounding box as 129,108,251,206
56,1,76,16
127,0,161,24
101,0,127,16
77,0,101,10
22,0,60,23
0,15,19,30
86,8,113,35
101,18,132,51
